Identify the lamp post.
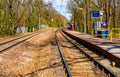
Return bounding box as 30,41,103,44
100,11,103,24
52,18,53,27
78,8,86,33
38,13,40,29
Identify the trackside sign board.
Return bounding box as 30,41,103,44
91,11,100,18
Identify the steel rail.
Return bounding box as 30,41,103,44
0,33,33,45
0,29,51,45
0,31,42,45
61,31,118,77
0,30,50,52
55,31,72,77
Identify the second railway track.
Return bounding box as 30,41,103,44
0,29,51,52
55,30,118,77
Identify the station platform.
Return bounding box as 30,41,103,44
63,30,120,66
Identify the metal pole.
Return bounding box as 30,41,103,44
118,0,120,38
84,0,87,34
39,13,40,29
100,11,103,24
52,18,53,27
119,18,120,38
105,0,108,27
84,9,86,33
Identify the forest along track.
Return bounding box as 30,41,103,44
56,30,118,77
0,29,50,52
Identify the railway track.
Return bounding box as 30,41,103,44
0,29,50,52
63,30,120,67
0,29,118,77
55,30,118,77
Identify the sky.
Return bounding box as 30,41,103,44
44,0,71,20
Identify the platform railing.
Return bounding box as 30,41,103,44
91,28,120,42
91,28,110,41
110,28,120,42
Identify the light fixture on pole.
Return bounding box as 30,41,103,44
99,11,103,24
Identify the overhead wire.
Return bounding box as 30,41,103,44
49,0,70,20
60,0,63,12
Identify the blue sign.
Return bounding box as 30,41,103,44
91,11,100,18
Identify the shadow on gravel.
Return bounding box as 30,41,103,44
23,56,94,77
50,40,57,46
107,45,120,51
23,41,50,50
23,61,63,77
61,44,76,49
